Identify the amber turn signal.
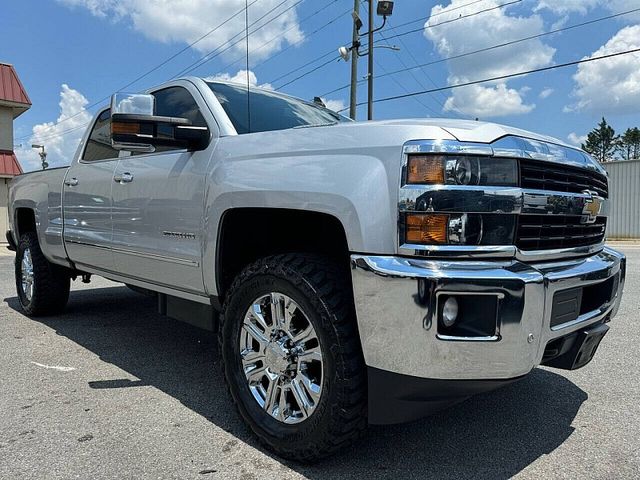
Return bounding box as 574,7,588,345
112,122,141,135
407,155,445,184
405,214,449,244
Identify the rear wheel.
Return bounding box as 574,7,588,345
220,254,367,462
15,232,70,316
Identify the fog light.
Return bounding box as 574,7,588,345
442,297,459,327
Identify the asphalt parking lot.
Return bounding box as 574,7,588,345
1,247,639,479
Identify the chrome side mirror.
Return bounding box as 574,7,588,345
111,93,155,116
110,93,156,152
109,93,210,153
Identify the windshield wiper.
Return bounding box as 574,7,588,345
293,121,338,129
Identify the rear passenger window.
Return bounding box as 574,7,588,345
82,109,120,161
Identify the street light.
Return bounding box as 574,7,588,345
31,144,49,170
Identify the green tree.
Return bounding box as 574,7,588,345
618,127,640,161
582,117,618,163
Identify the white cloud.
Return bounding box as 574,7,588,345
567,132,587,146
567,25,640,113
59,0,303,61
536,0,640,21
321,98,346,113
535,0,600,15
444,84,535,118
205,69,273,90
539,87,554,99
424,0,554,117
14,85,92,172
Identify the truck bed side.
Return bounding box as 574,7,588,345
9,166,71,267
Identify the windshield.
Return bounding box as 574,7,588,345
206,82,351,134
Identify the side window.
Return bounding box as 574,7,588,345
154,86,206,127
82,109,120,161
131,86,207,155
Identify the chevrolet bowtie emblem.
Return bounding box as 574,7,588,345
581,190,603,224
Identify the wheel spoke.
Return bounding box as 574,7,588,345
298,373,322,405
298,345,322,363
240,349,264,366
292,324,317,346
245,364,268,384
242,320,269,348
278,385,288,421
283,298,297,332
263,377,280,414
249,303,270,333
290,378,310,419
270,293,285,329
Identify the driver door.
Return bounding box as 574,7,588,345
110,84,214,294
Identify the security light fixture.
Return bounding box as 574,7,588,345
338,46,351,62
377,1,394,16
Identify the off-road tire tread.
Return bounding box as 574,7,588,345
15,232,70,316
219,253,367,462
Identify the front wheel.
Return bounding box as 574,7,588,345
220,254,367,462
15,232,70,316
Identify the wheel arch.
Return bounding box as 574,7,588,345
215,208,351,302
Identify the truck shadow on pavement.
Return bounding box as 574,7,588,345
6,285,588,480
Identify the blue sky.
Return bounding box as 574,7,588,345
2,0,640,170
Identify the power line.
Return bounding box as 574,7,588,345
340,47,640,110
15,0,262,141
275,55,340,89
320,6,640,97
384,0,488,32
26,123,90,144
269,49,336,84
382,0,523,42
272,0,522,91
172,0,304,79
252,4,351,71
377,20,460,118
220,1,349,77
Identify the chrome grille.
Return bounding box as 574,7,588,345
516,215,607,250
520,160,608,198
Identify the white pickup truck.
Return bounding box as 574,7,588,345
8,78,626,461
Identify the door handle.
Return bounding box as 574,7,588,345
114,172,134,184
64,177,79,187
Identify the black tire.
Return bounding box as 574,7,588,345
15,232,70,316
220,254,367,462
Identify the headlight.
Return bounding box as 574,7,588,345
402,213,515,246
406,155,518,186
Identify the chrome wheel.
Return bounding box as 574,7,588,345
21,248,34,302
240,292,323,424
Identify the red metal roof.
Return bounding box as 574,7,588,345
0,151,24,177
0,63,31,118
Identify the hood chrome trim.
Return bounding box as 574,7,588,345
403,137,604,175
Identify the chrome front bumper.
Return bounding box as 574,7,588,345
351,247,626,381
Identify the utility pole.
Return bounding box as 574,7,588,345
367,0,374,121
349,0,360,120
339,1,395,121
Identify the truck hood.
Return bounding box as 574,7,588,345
354,118,576,149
